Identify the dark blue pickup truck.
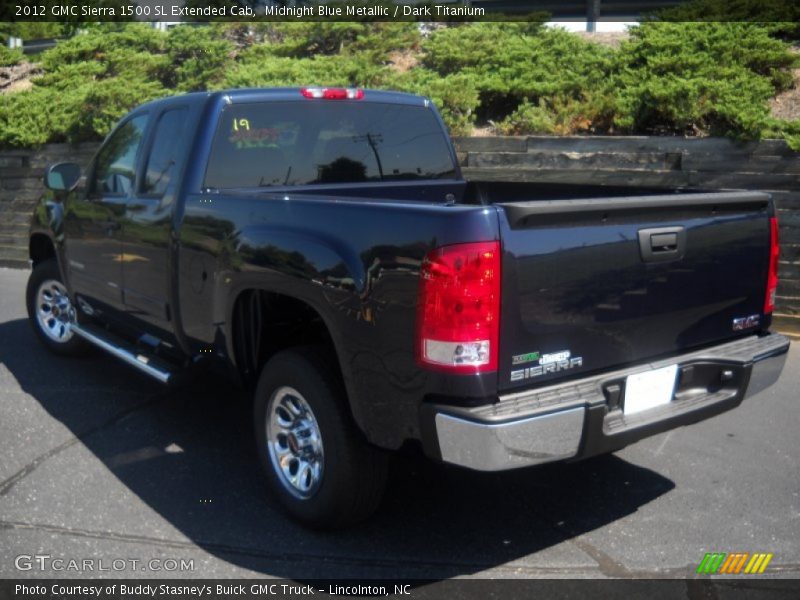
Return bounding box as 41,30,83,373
27,87,789,527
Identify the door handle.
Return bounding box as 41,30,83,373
638,226,686,262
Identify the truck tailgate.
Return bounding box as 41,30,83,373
496,191,772,392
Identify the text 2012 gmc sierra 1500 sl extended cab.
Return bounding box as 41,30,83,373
27,88,789,527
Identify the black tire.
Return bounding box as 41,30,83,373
254,346,388,528
26,258,89,357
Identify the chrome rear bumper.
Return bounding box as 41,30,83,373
431,333,790,472
435,408,585,472
744,343,788,399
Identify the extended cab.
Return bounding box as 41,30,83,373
27,88,789,527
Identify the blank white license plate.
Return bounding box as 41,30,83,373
624,365,678,416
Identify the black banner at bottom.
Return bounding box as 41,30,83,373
2,579,800,600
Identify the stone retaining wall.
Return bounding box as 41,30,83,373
1,136,798,334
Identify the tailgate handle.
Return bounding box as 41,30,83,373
651,232,678,251
638,226,686,262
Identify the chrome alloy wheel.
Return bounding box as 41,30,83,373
266,386,324,499
35,279,76,343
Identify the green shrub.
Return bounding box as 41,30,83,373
235,22,419,63
1,20,798,149
349,23,421,55
1,24,168,147
38,24,164,70
0,22,71,43
421,23,615,123
0,45,23,67
34,61,106,89
165,25,233,91
652,0,800,41
225,51,388,89
265,22,369,58
496,100,556,135
0,76,168,147
390,70,480,135
612,22,798,138
0,87,64,147
763,119,800,151
497,88,617,136
71,77,167,141
422,22,546,74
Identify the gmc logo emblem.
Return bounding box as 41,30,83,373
732,314,760,331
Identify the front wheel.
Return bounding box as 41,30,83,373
26,258,88,357
254,346,388,528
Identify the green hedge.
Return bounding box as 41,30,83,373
0,45,23,67
612,22,796,138
1,19,798,148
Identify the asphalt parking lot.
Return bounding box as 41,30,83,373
1,266,799,580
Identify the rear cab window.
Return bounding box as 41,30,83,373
204,101,457,190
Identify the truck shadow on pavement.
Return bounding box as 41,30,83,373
1,317,676,579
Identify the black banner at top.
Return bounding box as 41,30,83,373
3,0,800,23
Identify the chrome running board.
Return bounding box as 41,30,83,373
72,323,174,384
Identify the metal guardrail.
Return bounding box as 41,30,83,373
471,0,685,17
5,37,58,55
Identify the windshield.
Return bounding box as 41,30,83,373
204,101,457,189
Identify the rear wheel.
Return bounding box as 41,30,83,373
254,346,388,528
26,258,88,356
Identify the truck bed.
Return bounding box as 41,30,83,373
219,179,772,396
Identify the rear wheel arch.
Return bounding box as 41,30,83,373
228,288,345,389
227,286,381,451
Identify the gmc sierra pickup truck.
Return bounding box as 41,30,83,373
28,87,789,527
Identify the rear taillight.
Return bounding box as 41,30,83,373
416,241,501,373
764,215,780,314
300,87,364,100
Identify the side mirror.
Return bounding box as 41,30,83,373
44,162,82,192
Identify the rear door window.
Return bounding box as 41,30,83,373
204,101,456,189
141,107,189,197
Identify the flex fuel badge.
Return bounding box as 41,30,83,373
510,349,583,382
511,351,540,365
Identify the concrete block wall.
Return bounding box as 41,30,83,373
1,136,798,334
